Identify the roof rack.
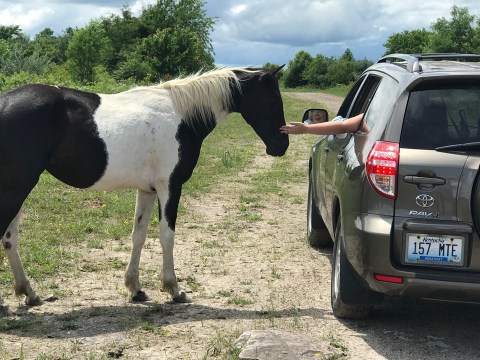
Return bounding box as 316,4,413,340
377,54,421,72
411,53,480,61
376,53,480,73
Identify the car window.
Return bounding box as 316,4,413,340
362,75,398,133
337,75,366,118
401,81,480,149
349,75,381,118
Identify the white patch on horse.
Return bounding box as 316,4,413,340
89,88,180,192
90,68,247,191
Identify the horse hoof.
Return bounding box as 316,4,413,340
26,295,43,307
131,290,149,302
173,291,192,303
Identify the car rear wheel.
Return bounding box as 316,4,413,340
307,175,332,248
331,220,371,319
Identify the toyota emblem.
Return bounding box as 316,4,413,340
416,194,435,208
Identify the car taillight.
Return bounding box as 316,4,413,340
366,141,399,199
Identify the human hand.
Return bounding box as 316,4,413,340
280,122,307,134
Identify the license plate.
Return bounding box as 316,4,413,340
405,233,464,267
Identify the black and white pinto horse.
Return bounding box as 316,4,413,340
0,66,288,307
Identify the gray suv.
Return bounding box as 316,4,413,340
307,53,480,319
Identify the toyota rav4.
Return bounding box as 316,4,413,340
307,53,480,319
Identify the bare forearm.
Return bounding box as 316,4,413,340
280,114,364,135
304,119,357,134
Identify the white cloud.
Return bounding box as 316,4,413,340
230,4,247,16
128,0,157,16
0,5,54,31
0,1,157,35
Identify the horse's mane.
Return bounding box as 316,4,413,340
158,67,260,122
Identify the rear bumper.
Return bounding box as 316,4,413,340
393,277,480,303
344,213,480,303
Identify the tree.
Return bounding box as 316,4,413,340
56,27,75,64
339,48,354,62
330,49,358,85
0,0,216,83
353,58,374,77
66,21,112,83
114,49,152,82
473,19,480,53
0,31,51,76
0,25,21,41
133,0,215,79
32,28,63,64
428,6,476,53
284,50,313,88
328,59,355,85
138,26,214,81
100,7,141,71
104,0,216,81
383,29,431,55
303,54,333,88
383,6,478,55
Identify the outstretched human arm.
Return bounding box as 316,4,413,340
280,113,364,135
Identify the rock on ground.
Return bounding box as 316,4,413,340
234,330,345,360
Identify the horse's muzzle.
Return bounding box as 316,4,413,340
266,135,289,157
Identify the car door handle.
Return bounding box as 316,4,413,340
337,154,344,162
323,148,330,153
403,176,446,185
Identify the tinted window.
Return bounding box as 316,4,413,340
401,82,480,149
337,75,366,117
349,75,381,118
363,75,398,133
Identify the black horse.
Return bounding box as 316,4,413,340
0,66,288,307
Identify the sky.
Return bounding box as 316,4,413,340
1,0,480,67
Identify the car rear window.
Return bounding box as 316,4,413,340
400,81,480,149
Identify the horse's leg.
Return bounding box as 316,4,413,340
2,211,42,306
0,113,56,307
157,184,190,303
124,190,157,301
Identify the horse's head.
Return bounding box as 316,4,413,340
232,66,289,157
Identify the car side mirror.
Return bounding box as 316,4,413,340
302,109,328,124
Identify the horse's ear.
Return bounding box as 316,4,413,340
270,64,285,77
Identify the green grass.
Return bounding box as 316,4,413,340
282,83,352,98
0,318,30,331
140,322,170,336
202,327,243,360
282,92,322,119
227,296,254,306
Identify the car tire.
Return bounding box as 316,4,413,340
307,175,333,248
331,220,371,319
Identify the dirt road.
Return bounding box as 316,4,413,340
1,92,480,359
